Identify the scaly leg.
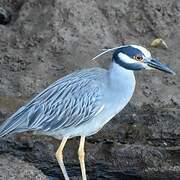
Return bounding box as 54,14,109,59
56,137,69,180
78,136,87,180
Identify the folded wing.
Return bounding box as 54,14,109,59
0,68,105,137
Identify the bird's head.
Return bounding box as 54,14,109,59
92,45,175,75
112,45,175,74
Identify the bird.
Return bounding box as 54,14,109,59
0,45,175,180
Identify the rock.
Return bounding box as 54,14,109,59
0,154,48,180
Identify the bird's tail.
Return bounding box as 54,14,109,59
0,106,29,137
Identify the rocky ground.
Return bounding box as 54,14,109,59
0,0,180,179
0,154,48,180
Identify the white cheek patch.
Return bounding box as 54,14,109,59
118,53,137,64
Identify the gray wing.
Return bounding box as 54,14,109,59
0,68,106,136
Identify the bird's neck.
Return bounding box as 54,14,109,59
108,61,135,91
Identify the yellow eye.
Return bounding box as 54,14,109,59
133,55,143,61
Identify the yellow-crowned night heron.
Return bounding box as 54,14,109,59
0,45,175,180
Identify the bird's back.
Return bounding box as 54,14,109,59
0,68,107,138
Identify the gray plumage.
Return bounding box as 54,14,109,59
0,68,106,137
0,44,174,140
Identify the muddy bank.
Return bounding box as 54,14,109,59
0,0,180,179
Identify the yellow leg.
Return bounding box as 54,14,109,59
56,137,69,180
78,136,87,180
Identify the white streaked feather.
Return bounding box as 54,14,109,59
91,46,122,61
92,45,151,62
94,104,105,116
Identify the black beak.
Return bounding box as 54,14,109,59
147,58,176,75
